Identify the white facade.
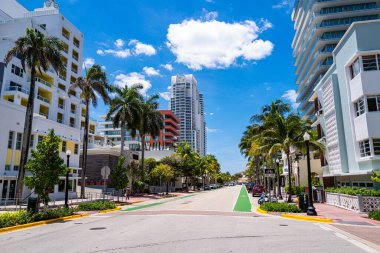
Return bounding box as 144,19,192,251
0,0,87,200
170,74,206,156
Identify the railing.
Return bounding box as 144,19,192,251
57,119,63,124
71,109,76,114
71,68,78,74
58,104,64,109
35,77,52,87
7,86,29,94
37,95,50,103
73,41,80,48
39,112,48,119
59,74,66,81
73,55,79,61
62,32,70,40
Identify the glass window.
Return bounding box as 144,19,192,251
352,182,359,187
13,166,19,171
11,64,24,77
5,165,10,171
30,135,34,148
58,180,65,192
16,133,22,150
362,55,378,71
355,97,366,116
62,141,67,152
359,182,366,187
359,140,371,157
350,58,361,79
367,97,378,112
74,144,79,155
373,139,380,155
367,182,374,188
7,131,14,149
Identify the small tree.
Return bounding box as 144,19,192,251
372,170,380,184
111,157,129,202
24,130,67,206
151,164,174,195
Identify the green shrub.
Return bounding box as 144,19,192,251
369,210,380,221
0,210,32,228
0,208,76,228
325,187,380,196
260,202,302,213
77,201,116,211
285,186,304,195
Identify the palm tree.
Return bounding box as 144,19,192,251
4,28,64,200
70,64,110,198
106,85,143,156
135,95,164,179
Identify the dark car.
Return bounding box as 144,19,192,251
252,185,265,196
246,183,254,192
204,185,211,190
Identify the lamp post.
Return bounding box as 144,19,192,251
64,150,71,209
303,132,317,216
276,159,283,200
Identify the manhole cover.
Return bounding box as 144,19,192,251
279,224,288,227
90,227,107,230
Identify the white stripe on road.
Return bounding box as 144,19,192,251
333,232,379,253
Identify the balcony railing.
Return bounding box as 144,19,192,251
73,55,78,61
59,74,66,81
62,32,70,40
71,109,76,114
71,68,78,74
73,41,80,48
58,104,64,109
57,119,63,124
39,112,48,119
37,95,50,104
35,77,52,87
7,86,29,94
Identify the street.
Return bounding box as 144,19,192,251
0,186,377,253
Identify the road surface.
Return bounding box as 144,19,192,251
0,186,377,253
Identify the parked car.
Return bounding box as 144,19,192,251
204,185,211,190
252,185,265,196
228,183,234,186
246,183,254,192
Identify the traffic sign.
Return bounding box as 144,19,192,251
101,166,111,179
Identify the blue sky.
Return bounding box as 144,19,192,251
19,0,297,174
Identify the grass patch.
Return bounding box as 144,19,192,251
0,208,76,228
77,201,116,211
233,186,252,212
260,202,301,213
369,210,380,221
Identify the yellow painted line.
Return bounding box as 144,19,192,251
99,207,121,213
281,214,333,223
0,213,89,234
256,207,268,215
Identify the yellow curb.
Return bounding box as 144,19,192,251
256,207,268,214
99,207,121,213
129,200,146,204
0,213,89,234
281,214,333,223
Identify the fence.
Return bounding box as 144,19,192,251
325,192,380,213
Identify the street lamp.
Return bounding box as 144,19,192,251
276,159,282,200
303,132,317,216
64,150,71,209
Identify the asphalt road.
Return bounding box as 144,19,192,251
0,186,376,253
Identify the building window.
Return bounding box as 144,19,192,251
58,180,65,192
350,58,361,79
74,144,79,155
62,141,67,152
8,131,14,149
373,139,380,156
38,135,44,144
5,165,10,171
354,97,366,116
359,140,371,157
16,133,22,150
11,64,24,77
362,55,378,71
13,166,19,171
30,135,34,148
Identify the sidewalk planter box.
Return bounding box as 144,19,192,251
325,192,380,213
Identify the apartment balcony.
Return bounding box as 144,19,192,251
39,112,48,119
58,103,64,110
57,118,64,124
354,113,380,141
35,77,52,88
350,70,380,102
6,86,29,95
70,109,76,114
59,74,66,81
72,54,79,61
37,95,50,104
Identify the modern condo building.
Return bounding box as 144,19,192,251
292,0,380,121
170,74,206,156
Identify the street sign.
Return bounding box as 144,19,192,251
264,169,276,178
101,166,111,180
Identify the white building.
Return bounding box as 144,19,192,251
170,74,206,156
0,0,91,200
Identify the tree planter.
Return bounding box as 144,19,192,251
325,192,380,213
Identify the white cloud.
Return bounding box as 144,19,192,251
166,19,274,70
209,112,214,116
159,91,171,101
82,57,95,69
273,0,295,13
282,89,300,109
143,66,160,76
202,9,218,21
206,127,219,133
129,39,156,56
161,64,173,71
96,48,131,58
114,39,125,48
114,72,152,95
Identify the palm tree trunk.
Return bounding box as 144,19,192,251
80,100,90,198
255,155,260,185
141,135,145,180
120,122,126,156
15,67,36,203
287,153,292,202
166,181,169,195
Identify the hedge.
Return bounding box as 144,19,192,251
0,208,76,229
285,186,304,195
260,202,302,213
77,201,116,211
325,187,380,197
369,210,380,221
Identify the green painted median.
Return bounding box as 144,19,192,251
233,186,252,212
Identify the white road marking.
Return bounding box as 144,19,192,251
318,224,333,231
334,232,380,253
